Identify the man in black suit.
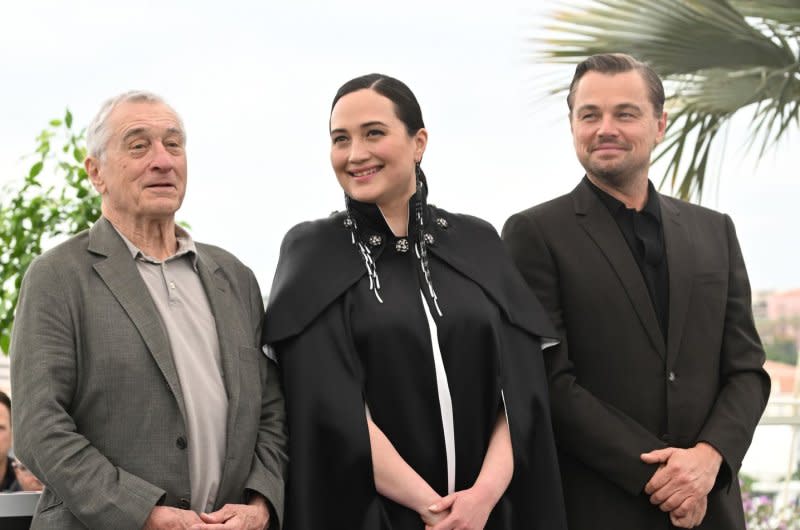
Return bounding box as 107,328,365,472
502,53,770,529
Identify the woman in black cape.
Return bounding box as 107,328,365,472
262,74,567,530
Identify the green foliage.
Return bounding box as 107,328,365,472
537,0,800,201
0,110,101,354
764,337,798,365
756,315,800,365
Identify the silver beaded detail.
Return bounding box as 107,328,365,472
395,238,409,253
368,234,383,247
343,212,383,303
356,241,383,303
435,217,449,229
415,242,442,316
423,233,435,245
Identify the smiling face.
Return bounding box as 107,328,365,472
329,89,426,211
570,70,667,190
86,100,187,225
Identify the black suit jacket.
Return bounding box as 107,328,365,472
502,179,770,530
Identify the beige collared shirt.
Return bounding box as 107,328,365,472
114,224,227,513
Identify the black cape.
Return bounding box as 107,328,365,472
263,201,567,530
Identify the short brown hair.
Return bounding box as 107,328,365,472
567,53,665,117
0,390,9,418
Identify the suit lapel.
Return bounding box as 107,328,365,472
660,196,693,365
88,218,188,421
573,181,666,359
195,251,241,452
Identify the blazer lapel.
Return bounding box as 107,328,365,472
573,181,666,359
88,218,188,421
195,252,241,451
660,196,693,366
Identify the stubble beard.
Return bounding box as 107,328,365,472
585,155,649,192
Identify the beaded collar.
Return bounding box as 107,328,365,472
343,184,446,314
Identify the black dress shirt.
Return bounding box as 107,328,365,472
586,177,670,340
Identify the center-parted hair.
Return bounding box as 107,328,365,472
567,53,665,117
331,74,425,136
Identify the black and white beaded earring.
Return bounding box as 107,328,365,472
413,162,442,316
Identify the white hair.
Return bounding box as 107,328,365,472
85,90,185,160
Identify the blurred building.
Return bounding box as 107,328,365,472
766,289,800,320
765,360,798,396
752,290,772,320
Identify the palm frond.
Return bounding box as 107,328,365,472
542,0,795,72
730,0,800,26
536,0,800,200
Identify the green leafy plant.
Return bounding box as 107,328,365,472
0,110,101,354
537,0,800,200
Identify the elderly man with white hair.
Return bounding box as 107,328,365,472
11,91,287,530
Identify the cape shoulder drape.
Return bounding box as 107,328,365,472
263,204,567,530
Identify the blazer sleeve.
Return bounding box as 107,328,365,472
10,256,165,530
243,268,288,528
696,215,770,478
502,212,666,496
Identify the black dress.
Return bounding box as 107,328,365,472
263,195,567,530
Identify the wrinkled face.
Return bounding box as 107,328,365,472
86,101,187,223
570,70,666,189
0,404,10,460
329,89,426,209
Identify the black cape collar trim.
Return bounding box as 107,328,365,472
346,192,428,242
263,205,557,344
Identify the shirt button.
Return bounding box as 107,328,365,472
668,371,676,382
176,436,187,450
177,498,191,510
169,281,176,289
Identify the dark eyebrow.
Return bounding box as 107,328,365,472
361,121,388,128
330,121,390,136
575,104,599,114
615,103,642,113
575,103,643,114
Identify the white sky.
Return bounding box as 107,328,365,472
1,0,797,294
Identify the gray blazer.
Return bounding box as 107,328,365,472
10,217,287,529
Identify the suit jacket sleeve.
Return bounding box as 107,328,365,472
243,268,288,528
697,214,770,478
11,256,165,530
502,212,665,496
